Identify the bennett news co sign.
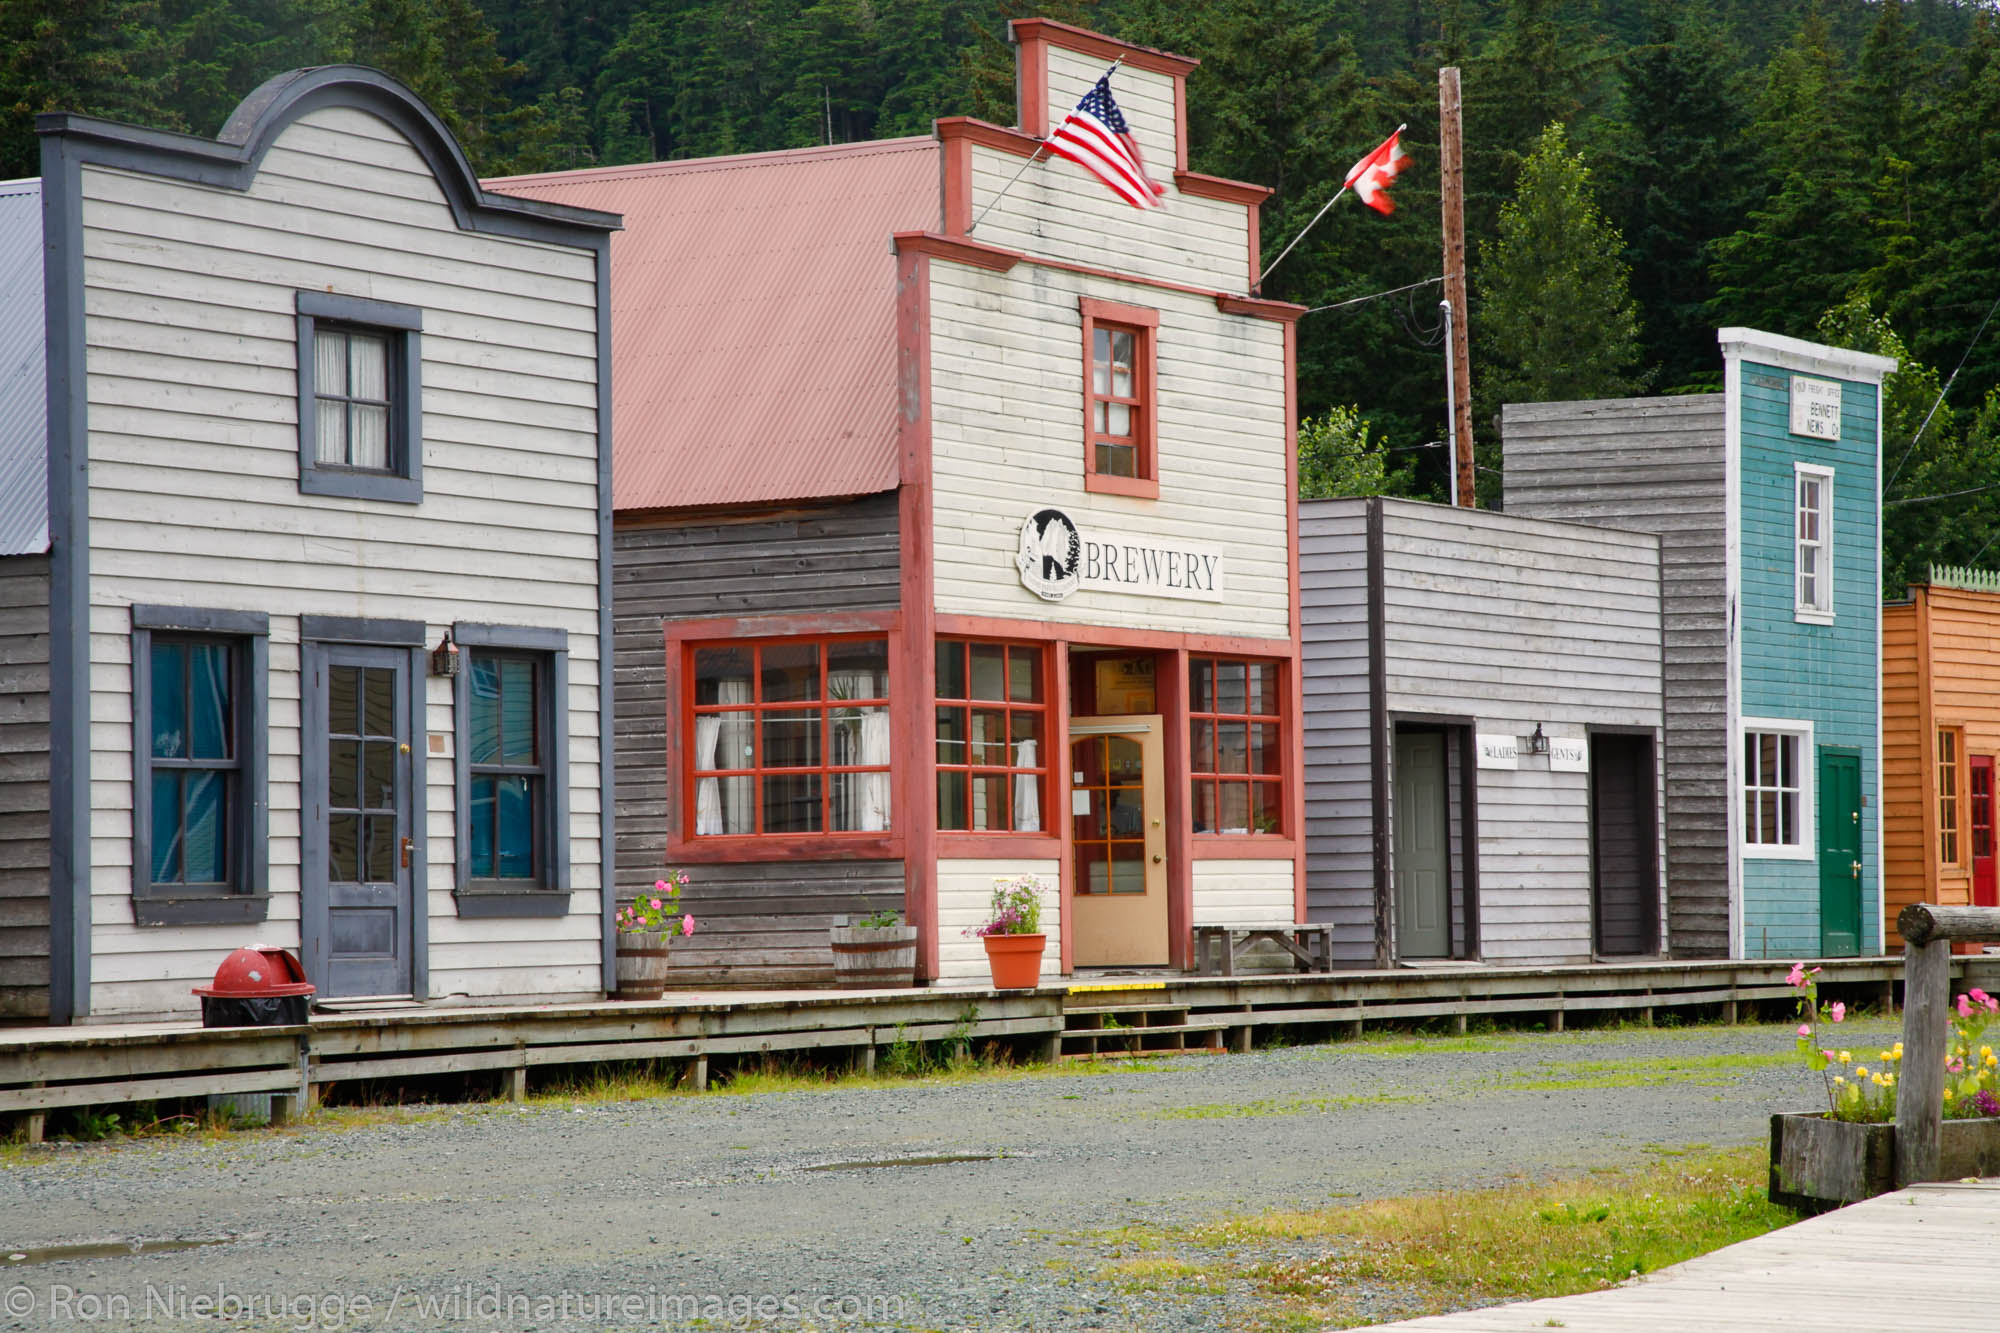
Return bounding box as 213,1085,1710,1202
1016,508,1226,604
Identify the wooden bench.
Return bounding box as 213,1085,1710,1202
1193,922,1335,977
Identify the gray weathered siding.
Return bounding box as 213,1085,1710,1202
1302,498,1665,967
1501,396,1728,957
612,493,902,985
0,554,50,1019
1298,500,1376,962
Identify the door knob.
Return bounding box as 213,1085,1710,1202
1851,860,1861,877
1152,854,1163,864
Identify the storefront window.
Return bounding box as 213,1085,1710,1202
689,637,890,837
1189,656,1284,835
936,640,1047,833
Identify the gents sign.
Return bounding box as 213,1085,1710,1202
1016,509,1226,603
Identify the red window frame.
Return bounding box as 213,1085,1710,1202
684,634,892,841
1189,654,1286,837
934,639,1050,834
1080,297,1160,499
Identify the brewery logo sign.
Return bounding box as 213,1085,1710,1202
1015,508,1227,604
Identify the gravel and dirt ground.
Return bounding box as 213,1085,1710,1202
0,1016,1883,1332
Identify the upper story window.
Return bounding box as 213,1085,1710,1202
1080,297,1159,499
130,606,271,926
1743,720,1813,858
689,637,890,838
935,640,1047,833
1190,655,1285,836
1794,463,1834,623
296,291,423,504
1939,726,1963,867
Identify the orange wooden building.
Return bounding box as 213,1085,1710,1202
1884,567,2000,947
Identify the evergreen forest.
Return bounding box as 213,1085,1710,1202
5,0,1999,591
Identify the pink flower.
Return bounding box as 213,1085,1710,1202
1829,1002,1845,1022
681,913,697,936
1972,988,1990,1003
1798,1024,1812,1037
1960,994,1975,1018
1821,1050,1835,1061
655,879,669,893
650,897,662,910
1786,963,1806,987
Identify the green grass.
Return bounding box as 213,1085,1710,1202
1082,1144,1798,1330
1494,1051,1793,1091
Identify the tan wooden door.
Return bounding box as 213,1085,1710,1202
1069,716,1168,966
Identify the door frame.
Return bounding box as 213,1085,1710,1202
298,616,430,1001
1379,713,1481,964
1971,753,1996,909
1586,724,1662,958
1068,714,1169,967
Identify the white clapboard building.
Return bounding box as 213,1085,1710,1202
0,68,621,1023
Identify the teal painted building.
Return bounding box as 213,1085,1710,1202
1724,329,1897,959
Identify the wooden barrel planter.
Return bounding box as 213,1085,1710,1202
613,939,674,1000
829,923,919,989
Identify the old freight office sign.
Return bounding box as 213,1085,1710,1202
1016,508,1227,604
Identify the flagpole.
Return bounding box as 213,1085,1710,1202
1253,123,1404,296
968,58,1124,234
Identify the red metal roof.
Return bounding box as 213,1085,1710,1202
491,138,940,512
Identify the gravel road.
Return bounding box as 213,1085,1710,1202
0,1017,1881,1332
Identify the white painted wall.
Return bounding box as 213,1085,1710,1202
1191,859,1293,925
927,260,1289,639
936,858,1062,983
78,105,604,1018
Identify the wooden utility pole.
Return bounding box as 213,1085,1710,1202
1439,67,1476,509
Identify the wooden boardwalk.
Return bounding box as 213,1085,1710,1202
1363,1179,2000,1331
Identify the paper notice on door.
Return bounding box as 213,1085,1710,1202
1072,789,1092,816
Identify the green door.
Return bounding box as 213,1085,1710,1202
1817,748,1862,958
1394,729,1451,959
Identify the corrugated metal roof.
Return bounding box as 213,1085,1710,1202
0,178,46,556
491,139,940,513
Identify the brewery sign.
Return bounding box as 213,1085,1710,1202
1016,508,1226,604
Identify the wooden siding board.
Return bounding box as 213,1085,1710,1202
1297,502,1375,962
0,555,48,1019
611,495,902,981
1501,396,1730,957
72,106,607,1019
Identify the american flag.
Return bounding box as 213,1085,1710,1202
1044,73,1166,210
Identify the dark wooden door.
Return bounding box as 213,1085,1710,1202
1590,733,1657,956
1973,755,1996,909
1817,748,1862,958
1393,729,1450,959
306,645,415,998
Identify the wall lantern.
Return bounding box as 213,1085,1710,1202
1527,723,1550,757
430,630,460,678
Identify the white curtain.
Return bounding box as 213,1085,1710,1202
829,669,890,832
696,676,752,835
1013,737,1040,832
694,714,724,834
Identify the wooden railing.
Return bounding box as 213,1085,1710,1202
1895,903,2000,1186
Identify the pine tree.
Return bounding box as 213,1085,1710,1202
1478,121,1640,410
0,0,180,177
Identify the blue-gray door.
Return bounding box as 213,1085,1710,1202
1394,729,1451,959
304,645,415,998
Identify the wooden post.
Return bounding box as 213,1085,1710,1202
1547,1007,1565,1033
1438,66,1475,509
690,1053,709,1092
25,1081,45,1145
1897,938,1949,1187
1452,1012,1468,1036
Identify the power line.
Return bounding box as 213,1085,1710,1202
1303,275,1447,315
1884,289,2000,490
1885,480,2000,507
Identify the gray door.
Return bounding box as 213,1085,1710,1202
305,645,415,998
1394,729,1450,959
1590,733,1657,955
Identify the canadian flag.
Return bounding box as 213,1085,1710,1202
1345,127,1409,215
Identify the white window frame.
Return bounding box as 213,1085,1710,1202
1742,717,1815,860
1793,462,1834,624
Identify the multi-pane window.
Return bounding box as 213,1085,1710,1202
1189,656,1284,835
690,638,890,837
1939,727,1963,866
468,653,543,880
148,638,239,886
935,641,1046,833
1080,297,1158,496
313,326,392,470
1744,730,1802,846
1795,464,1834,619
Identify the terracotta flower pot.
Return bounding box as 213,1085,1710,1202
982,933,1047,989
614,937,673,1000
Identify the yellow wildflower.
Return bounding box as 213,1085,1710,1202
1945,1088,1955,1100
1838,1051,1852,1064
1856,1066,1870,1078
